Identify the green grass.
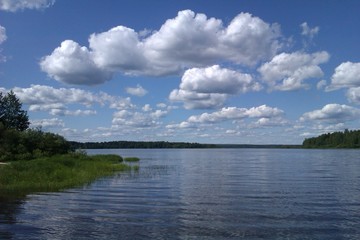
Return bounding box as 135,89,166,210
124,157,140,162
0,153,131,198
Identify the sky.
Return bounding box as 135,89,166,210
1,0,360,144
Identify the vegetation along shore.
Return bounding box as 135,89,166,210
1,91,358,199
0,153,136,198
0,91,138,198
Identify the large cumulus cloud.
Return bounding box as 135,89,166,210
40,40,113,85
325,62,360,104
258,51,329,91
40,10,283,85
169,65,261,109
327,62,360,90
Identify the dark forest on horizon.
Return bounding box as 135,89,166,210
69,140,302,149
69,141,216,149
70,129,360,149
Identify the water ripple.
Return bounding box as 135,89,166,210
1,149,360,239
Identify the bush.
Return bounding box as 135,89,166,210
0,127,72,162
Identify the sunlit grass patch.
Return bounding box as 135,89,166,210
0,154,131,198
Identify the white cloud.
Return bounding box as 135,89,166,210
0,25,6,44
300,104,360,123
188,105,283,124
188,107,247,123
0,0,55,12
170,65,261,109
169,89,227,109
126,84,148,97
245,105,284,118
30,118,64,129
312,123,346,132
156,103,167,108
299,123,346,138
0,25,6,62
225,129,238,135
346,87,360,104
142,104,152,112
40,40,113,85
41,10,283,84
13,84,102,106
6,85,133,116
105,95,134,110
89,26,146,73
258,51,329,91
219,12,282,66
327,62,360,90
29,103,66,112
300,22,319,39
142,9,223,74
250,117,288,128
180,65,260,94
316,80,327,90
112,109,167,128
166,121,196,129
49,109,97,117
150,109,167,119
166,105,286,131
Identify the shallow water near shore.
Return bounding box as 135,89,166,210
1,149,360,239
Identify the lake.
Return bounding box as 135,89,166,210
1,149,360,239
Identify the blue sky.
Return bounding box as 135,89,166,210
1,0,360,144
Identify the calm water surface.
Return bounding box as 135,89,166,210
1,149,360,239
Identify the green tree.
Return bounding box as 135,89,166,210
0,91,29,131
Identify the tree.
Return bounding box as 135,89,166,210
302,129,360,148
0,91,29,131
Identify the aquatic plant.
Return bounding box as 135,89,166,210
124,157,140,162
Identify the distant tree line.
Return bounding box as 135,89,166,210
0,91,72,161
302,129,360,148
215,144,301,149
69,140,216,149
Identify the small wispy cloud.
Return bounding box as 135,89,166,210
0,25,7,62
0,0,55,12
300,22,319,39
126,84,148,97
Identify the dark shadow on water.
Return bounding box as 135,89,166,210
0,196,26,239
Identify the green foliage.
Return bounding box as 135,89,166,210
303,129,360,148
0,91,29,131
0,127,72,162
0,91,71,161
0,154,131,197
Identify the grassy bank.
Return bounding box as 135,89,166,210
0,153,134,198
